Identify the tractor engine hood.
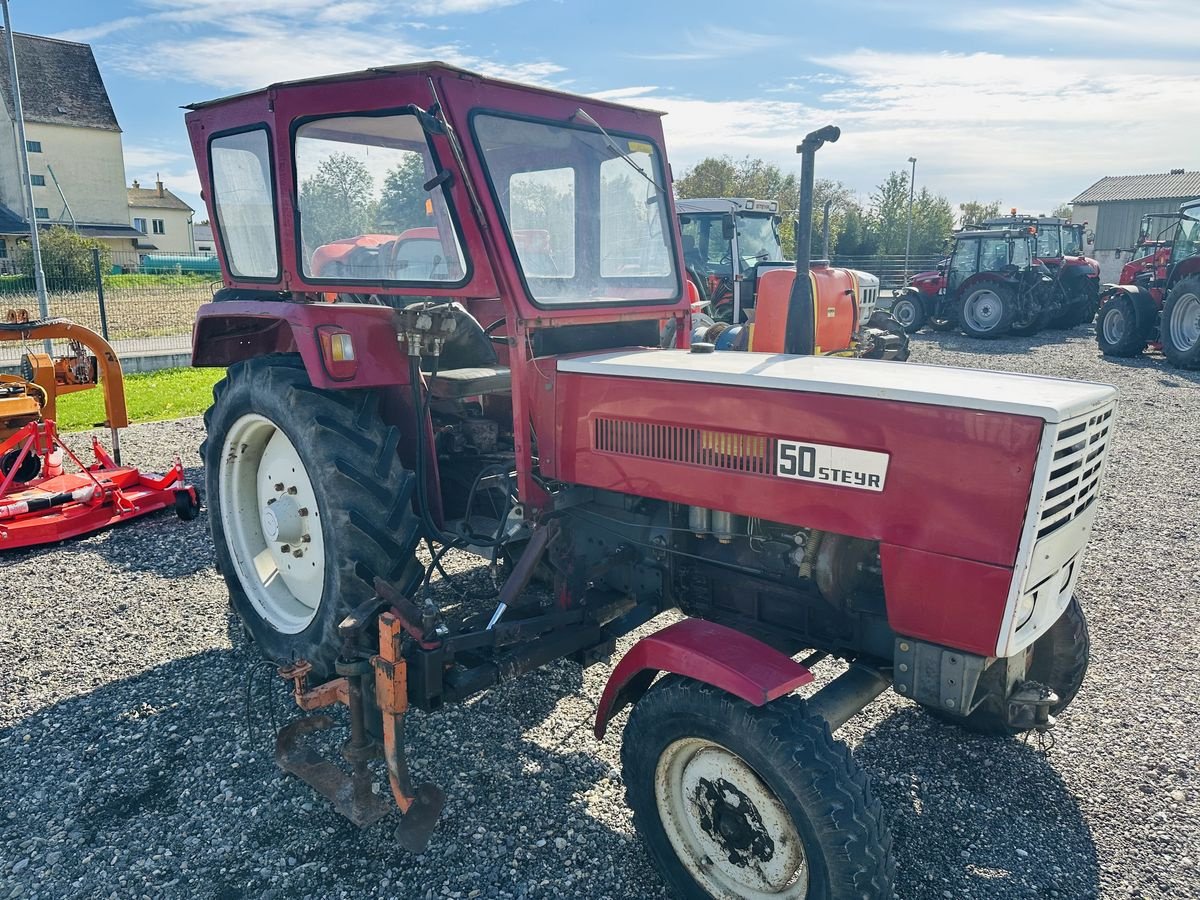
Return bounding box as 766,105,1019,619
539,349,1117,658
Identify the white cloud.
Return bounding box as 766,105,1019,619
634,26,783,62
946,0,1197,52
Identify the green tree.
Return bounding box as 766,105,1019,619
1050,201,1073,219
868,171,912,255
299,152,375,249
14,225,111,289
958,200,1003,228
378,153,430,232
911,188,956,255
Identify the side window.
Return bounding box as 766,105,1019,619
210,128,279,280
294,114,467,283
947,240,977,291
508,167,574,277
600,151,669,277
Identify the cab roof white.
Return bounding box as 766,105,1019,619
559,350,1117,424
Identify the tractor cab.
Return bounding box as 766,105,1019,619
676,197,788,321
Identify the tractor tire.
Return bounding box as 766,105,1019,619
1009,306,1049,337
1162,276,1200,368
926,597,1090,736
1096,295,1146,357
622,677,895,900
202,354,423,681
928,316,956,332
888,291,926,334
958,284,1015,339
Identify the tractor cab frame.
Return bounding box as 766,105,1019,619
185,63,1117,892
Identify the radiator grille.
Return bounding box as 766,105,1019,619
593,418,775,475
858,282,878,321
1036,404,1114,539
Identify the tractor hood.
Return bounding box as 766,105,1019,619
556,349,1115,424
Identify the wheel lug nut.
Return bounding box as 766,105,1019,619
301,534,311,543
298,507,309,517
292,549,304,558
280,544,291,553
274,483,284,492
287,486,298,495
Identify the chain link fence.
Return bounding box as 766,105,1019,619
0,249,219,366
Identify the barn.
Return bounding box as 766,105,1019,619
1071,169,1200,282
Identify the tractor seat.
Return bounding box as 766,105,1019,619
426,366,511,400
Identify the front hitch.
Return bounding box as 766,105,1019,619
1006,680,1059,732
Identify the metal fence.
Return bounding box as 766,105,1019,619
830,254,943,290
0,249,219,366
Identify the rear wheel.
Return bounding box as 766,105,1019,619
1096,295,1146,357
1162,276,1200,368
622,677,895,899
888,291,926,334
202,355,423,680
958,284,1015,338
927,597,1089,736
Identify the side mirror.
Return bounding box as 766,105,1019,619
722,216,735,242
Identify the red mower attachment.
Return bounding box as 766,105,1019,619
0,418,197,550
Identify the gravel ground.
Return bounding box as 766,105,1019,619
1,327,1198,900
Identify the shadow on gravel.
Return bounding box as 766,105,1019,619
856,705,1100,900
909,326,1095,357
1095,354,1200,386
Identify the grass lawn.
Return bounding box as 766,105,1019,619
55,367,222,432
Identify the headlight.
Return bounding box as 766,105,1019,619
1015,591,1037,630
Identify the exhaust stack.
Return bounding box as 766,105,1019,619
785,125,840,356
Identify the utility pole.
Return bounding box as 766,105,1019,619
2,2,52,350
903,156,917,285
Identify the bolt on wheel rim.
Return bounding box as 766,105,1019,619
1169,293,1200,351
218,413,325,633
655,738,809,898
964,290,1003,332
1102,306,1126,344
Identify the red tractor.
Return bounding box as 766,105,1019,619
186,63,1116,897
1097,201,1200,367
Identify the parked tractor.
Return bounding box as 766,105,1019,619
892,227,1054,338
1097,200,1200,367
982,214,1100,328
677,196,908,360
186,63,1117,897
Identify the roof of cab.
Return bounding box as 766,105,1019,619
183,60,666,117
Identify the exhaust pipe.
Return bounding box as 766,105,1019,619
785,125,840,356
804,662,889,732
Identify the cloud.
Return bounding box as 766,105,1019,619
634,25,783,62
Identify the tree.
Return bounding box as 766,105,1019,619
14,225,111,289
958,200,1003,228
868,171,914,255
378,153,430,232
1050,201,1074,219
298,152,376,249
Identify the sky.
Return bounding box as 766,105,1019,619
13,0,1198,220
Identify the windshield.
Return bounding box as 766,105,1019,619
736,213,783,269
1170,214,1200,267
1035,226,1061,258
472,113,678,306
1062,225,1084,256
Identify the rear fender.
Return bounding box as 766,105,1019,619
193,300,410,390
593,618,813,739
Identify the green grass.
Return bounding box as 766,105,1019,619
102,273,214,288
55,366,222,432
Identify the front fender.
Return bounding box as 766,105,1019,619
593,618,813,739
193,300,410,390
1100,284,1158,332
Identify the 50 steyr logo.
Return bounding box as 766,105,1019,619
776,439,889,492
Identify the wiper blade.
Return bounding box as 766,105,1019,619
572,108,666,199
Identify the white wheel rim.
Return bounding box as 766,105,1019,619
1169,292,1200,351
655,738,809,898
218,413,326,633
892,299,917,327
1102,306,1126,344
963,289,1004,331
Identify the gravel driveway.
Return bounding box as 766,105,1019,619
2,329,1198,899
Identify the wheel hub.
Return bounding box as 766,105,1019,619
1103,306,1126,343
696,776,775,867
1170,293,1200,350
263,493,306,546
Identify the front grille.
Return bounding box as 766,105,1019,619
1036,405,1114,539
593,418,775,475
859,283,878,320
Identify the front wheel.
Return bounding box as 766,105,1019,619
888,291,926,334
622,678,895,899
1162,276,1200,368
958,284,1015,338
202,355,423,680
1096,295,1146,357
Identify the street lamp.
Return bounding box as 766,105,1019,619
903,156,917,285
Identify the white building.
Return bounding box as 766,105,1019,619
192,222,214,254
0,30,142,265
128,178,195,254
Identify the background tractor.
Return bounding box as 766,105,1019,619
186,63,1115,897
893,227,1053,338
1097,200,1200,367
677,196,908,360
